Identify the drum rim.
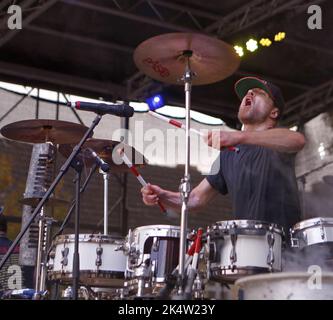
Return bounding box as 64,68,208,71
53,233,124,244
133,224,181,232
235,271,333,286
211,219,284,234
292,217,333,232
48,270,125,282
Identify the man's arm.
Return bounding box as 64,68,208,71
141,178,218,213
206,128,305,153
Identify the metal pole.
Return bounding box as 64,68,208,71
72,162,82,300
102,171,110,235
178,54,193,293
35,207,45,292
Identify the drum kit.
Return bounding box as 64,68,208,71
1,32,333,300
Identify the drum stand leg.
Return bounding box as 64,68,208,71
177,53,194,297
71,159,83,300
35,208,55,295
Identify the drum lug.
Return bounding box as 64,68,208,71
320,225,326,240
61,247,69,267
267,226,275,270
96,245,103,268
152,237,159,252
229,223,238,270
290,237,299,248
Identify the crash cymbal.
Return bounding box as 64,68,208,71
19,197,69,207
134,33,240,85
0,119,89,144
58,138,146,172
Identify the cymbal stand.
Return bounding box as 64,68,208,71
100,168,110,235
177,50,195,295
35,207,55,293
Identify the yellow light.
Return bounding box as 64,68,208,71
259,38,272,47
234,45,244,57
274,32,286,42
246,39,258,52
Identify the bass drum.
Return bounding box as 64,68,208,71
48,234,127,287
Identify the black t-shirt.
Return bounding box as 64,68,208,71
206,144,301,236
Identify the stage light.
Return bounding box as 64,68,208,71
246,39,258,52
234,45,244,57
274,32,286,42
259,38,272,47
146,94,165,111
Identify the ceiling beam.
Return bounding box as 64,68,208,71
0,61,126,99
61,0,193,32
285,38,333,57
283,79,333,126
204,0,326,37
26,25,133,54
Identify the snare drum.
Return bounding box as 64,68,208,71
126,225,181,283
206,220,283,282
48,234,127,287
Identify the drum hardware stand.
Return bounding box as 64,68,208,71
35,208,56,293
100,167,110,235
177,50,195,296
0,114,103,299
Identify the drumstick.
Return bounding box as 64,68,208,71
148,111,240,153
191,228,203,270
118,148,168,215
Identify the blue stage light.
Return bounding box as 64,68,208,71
146,94,165,111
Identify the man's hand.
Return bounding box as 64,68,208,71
204,130,243,150
141,183,164,206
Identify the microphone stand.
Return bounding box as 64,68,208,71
0,114,103,296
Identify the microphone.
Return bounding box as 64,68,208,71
67,101,134,117
86,148,110,172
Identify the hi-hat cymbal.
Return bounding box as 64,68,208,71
0,119,89,144
58,138,146,172
19,197,69,207
134,33,240,85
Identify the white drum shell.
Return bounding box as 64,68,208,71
208,220,283,282
48,234,127,287
235,272,333,300
217,234,282,269
127,225,181,281
291,217,333,248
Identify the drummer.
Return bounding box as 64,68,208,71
141,76,305,240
